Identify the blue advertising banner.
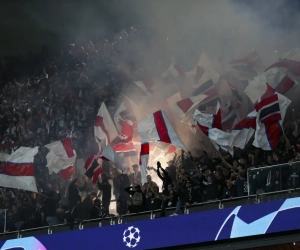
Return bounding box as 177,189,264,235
1,197,300,250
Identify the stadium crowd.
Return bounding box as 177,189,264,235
0,28,299,232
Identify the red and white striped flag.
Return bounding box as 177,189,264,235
193,105,233,155
252,89,291,150
45,138,77,174
222,102,238,132
193,102,222,135
0,147,39,192
228,110,257,149
138,110,187,151
84,153,104,183
229,50,262,78
59,166,74,180
139,142,149,184
245,68,298,103
94,102,118,146
227,81,243,108
168,94,208,121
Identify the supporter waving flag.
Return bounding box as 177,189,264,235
94,102,118,146
228,110,257,149
45,138,76,174
193,102,222,135
252,86,291,150
245,68,298,103
168,93,208,121
139,142,150,184
59,166,74,180
0,147,39,192
138,110,187,151
193,103,233,155
222,101,238,132
84,153,104,184
265,48,300,84
101,144,123,169
255,94,281,124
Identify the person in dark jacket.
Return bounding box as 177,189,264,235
90,199,106,219
204,175,217,201
146,190,162,211
225,180,237,199
71,192,89,223
166,160,177,183
182,181,198,206
97,174,112,215
160,183,178,217
68,178,86,210
157,161,173,195
44,190,60,226
117,173,131,216
125,185,145,213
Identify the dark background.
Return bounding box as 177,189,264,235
0,0,300,57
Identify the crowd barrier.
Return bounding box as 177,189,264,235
2,187,300,241
247,161,300,195
1,161,300,240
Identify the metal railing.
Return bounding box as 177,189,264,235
2,161,300,240
0,210,6,233
247,161,300,196
3,189,300,240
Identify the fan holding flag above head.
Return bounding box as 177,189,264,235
138,110,187,183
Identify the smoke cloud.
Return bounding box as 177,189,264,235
1,0,300,66
1,0,300,160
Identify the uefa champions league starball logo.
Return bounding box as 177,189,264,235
123,226,141,248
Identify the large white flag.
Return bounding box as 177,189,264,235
0,147,39,192
94,102,118,145
138,110,187,150
45,138,76,174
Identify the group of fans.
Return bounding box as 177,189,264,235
0,26,299,233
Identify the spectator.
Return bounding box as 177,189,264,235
142,175,158,195
68,178,86,210
125,185,145,213
44,191,60,226
97,175,112,215
166,159,177,183
129,164,142,187
0,24,299,232
117,173,131,216
204,175,217,201
182,181,197,207
90,199,106,219
225,180,237,199
235,171,248,197
215,169,226,200
146,189,161,211
156,161,173,195
67,179,82,209
71,192,90,222
288,162,300,188
162,184,178,214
